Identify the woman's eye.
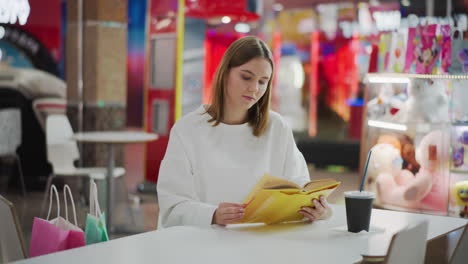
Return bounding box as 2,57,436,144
241,76,251,81
259,81,266,85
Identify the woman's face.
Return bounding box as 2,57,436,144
224,57,272,112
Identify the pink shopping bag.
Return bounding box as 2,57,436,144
29,185,85,257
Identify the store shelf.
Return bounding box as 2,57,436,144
366,72,468,82
450,169,468,175
451,122,468,127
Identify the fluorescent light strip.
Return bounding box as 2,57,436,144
368,120,407,131
366,73,468,80
367,76,410,84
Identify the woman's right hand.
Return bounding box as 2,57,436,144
212,202,245,225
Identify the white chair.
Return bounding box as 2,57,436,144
449,224,468,264
41,114,125,215
383,220,429,264
0,108,26,195
0,195,27,262
32,97,67,131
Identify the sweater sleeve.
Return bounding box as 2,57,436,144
282,125,311,187
157,128,217,228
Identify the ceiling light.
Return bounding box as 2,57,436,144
368,120,407,131
221,16,231,24
367,76,410,84
235,23,250,33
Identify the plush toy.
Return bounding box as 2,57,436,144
457,48,468,73
453,181,468,218
365,143,398,199
416,130,450,212
399,135,421,174
367,84,405,120
368,143,432,208
377,134,401,151
393,78,449,123
378,134,420,174
452,146,464,168
452,130,468,168
367,83,394,120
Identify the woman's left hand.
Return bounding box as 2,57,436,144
298,195,331,222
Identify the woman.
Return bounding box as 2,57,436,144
157,36,330,228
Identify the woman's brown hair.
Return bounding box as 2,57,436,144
206,36,274,137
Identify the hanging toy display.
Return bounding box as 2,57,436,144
361,13,468,218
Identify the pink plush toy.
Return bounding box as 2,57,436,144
371,143,432,209
416,130,450,212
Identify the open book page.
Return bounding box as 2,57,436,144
236,174,340,225
303,178,340,192
242,174,301,204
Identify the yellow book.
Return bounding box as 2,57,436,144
235,174,341,224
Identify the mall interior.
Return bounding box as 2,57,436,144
1,0,468,263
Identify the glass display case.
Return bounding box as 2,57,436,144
360,73,468,218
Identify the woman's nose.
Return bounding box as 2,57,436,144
248,82,259,92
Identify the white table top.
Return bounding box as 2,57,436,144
71,131,158,144
15,204,467,264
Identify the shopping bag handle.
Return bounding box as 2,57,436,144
63,184,78,226
89,180,103,218
90,180,95,216
46,185,60,221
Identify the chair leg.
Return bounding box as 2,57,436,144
40,174,56,218
15,155,27,196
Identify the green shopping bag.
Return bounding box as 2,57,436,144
85,181,109,245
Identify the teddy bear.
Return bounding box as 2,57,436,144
399,135,421,174
377,134,401,151
366,143,432,209
416,130,450,212
364,143,397,200
377,134,421,174
392,78,449,124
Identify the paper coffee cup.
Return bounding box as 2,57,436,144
344,191,375,233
